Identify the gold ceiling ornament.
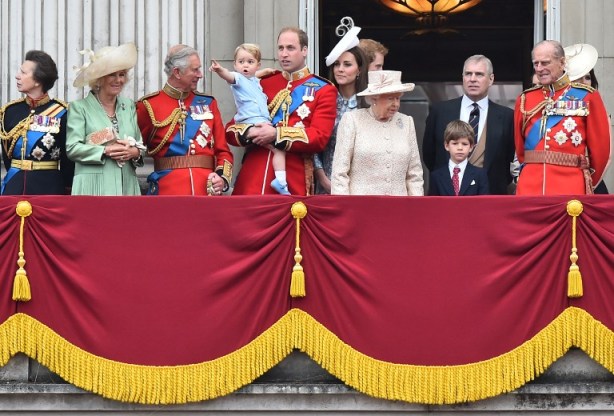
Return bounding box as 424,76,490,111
378,0,482,25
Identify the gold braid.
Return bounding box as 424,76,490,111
141,99,186,156
519,93,549,132
268,89,291,124
0,99,34,158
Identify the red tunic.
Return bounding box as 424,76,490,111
226,69,337,195
514,77,610,195
137,87,233,195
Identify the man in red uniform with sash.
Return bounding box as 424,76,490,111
226,27,337,195
136,45,233,195
515,40,610,195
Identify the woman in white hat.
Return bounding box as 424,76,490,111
315,17,369,194
67,43,145,195
331,70,424,196
564,43,609,194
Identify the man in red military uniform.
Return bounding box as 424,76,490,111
137,45,233,195
515,40,610,195
226,27,337,195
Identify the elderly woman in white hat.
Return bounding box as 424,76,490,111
314,17,369,194
331,70,424,195
67,43,145,195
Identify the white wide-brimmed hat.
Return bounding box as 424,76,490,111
73,43,137,88
357,70,415,96
325,17,361,67
564,43,598,82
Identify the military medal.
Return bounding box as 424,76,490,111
196,134,207,148
190,104,213,120
302,86,315,102
297,103,311,120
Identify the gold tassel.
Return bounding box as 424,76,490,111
13,201,33,302
566,200,583,298
290,201,307,297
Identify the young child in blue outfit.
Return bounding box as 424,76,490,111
428,120,489,196
210,43,289,195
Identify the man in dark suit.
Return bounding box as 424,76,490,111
423,55,515,195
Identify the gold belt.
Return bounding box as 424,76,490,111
11,160,59,171
524,150,589,169
154,155,214,171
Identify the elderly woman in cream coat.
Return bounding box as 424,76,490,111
331,70,423,195
67,43,144,195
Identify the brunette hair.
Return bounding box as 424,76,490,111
444,120,475,146
24,50,58,92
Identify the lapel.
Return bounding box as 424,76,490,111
459,164,476,195
436,167,456,196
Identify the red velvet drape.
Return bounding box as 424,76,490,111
0,195,612,367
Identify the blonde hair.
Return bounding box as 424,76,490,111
234,43,261,62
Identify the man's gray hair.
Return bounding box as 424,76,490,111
531,40,565,60
164,45,199,76
462,54,494,76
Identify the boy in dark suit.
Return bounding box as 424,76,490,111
429,120,489,196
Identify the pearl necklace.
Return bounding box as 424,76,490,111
94,92,117,118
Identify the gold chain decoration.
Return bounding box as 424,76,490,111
290,201,307,298
141,99,186,156
268,89,291,124
566,200,584,298
13,201,33,302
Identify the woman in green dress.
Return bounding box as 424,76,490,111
67,43,144,195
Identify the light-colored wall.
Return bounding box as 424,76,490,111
560,0,614,188
0,0,300,124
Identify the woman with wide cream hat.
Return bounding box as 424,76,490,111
67,43,145,195
331,70,424,195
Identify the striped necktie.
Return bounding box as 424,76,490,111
469,103,480,141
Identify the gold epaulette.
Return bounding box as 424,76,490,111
1,98,26,114
570,82,596,93
311,74,334,86
260,70,281,80
138,91,160,102
521,84,542,95
54,98,68,108
0,98,26,141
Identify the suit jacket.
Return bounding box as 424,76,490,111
422,97,514,195
428,163,490,196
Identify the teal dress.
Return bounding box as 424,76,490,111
67,92,143,195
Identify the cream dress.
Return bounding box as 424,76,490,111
331,108,424,196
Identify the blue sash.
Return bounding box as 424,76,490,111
147,96,214,195
271,77,327,126
525,87,589,151
1,107,67,194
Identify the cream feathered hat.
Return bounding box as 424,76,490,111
357,70,415,96
73,43,137,88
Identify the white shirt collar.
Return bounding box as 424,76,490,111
461,95,489,110
449,158,469,172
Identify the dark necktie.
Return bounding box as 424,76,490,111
452,166,461,196
469,103,480,141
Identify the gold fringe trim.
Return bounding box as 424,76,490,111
567,200,584,298
12,201,33,302
0,307,613,405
